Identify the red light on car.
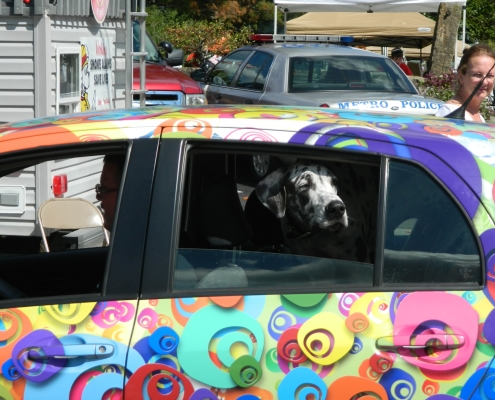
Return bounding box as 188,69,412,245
319,103,330,108
23,0,30,3
52,174,67,198
249,34,273,42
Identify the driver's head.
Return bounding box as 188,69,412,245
96,154,125,231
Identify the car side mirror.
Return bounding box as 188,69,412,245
159,41,173,54
190,69,206,82
167,49,184,67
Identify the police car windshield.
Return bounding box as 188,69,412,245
289,56,417,94
132,21,162,63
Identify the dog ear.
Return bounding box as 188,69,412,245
255,167,287,218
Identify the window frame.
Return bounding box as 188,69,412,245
56,46,81,115
0,139,157,306
140,139,485,299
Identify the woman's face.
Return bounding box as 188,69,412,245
459,54,495,101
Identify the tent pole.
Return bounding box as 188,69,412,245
274,4,278,35
125,0,132,108
462,2,466,55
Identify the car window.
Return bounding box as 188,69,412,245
289,56,416,93
132,20,162,63
235,52,274,91
208,50,252,86
383,161,481,284
173,150,380,291
0,152,125,300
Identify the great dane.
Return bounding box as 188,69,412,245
255,162,377,263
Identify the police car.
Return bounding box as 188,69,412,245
190,34,444,115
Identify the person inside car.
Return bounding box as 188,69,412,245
391,48,413,76
95,154,125,231
435,43,495,122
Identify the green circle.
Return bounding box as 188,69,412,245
230,355,262,388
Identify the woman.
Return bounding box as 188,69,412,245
436,43,495,122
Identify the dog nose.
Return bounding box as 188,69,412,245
326,200,346,218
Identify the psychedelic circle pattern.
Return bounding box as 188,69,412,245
1,106,495,398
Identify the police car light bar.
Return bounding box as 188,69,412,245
250,34,354,44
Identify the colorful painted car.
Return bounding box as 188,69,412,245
0,105,494,399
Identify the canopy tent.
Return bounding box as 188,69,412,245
274,0,464,13
286,12,436,48
274,0,468,55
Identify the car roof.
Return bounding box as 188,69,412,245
240,43,386,58
0,105,493,152
1,105,494,220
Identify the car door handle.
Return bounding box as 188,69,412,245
28,344,115,360
214,94,222,100
375,334,465,351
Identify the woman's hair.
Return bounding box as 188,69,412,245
457,43,495,76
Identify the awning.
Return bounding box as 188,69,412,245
286,11,436,48
275,0,465,13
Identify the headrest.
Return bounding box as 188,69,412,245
199,175,252,248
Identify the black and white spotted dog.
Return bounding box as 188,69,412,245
255,162,377,263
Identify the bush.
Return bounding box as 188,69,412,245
416,71,494,121
146,6,253,67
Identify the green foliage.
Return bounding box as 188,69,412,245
147,6,253,67
464,0,495,44
416,72,494,121
423,0,495,44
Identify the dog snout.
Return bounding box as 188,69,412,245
325,200,346,219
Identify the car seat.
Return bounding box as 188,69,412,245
38,198,109,252
243,189,291,253
194,174,252,288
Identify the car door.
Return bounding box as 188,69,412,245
135,134,491,399
204,50,253,105
0,138,158,399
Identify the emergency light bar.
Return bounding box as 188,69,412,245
250,34,354,44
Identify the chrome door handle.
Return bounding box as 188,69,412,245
376,334,465,351
28,344,114,360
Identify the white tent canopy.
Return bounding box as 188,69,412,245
274,0,468,62
274,0,465,13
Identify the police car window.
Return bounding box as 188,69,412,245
235,52,273,91
383,161,481,285
174,151,380,291
209,50,252,86
0,153,122,300
289,56,416,93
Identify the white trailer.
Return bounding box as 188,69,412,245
0,0,126,246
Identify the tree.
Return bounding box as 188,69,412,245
149,0,278,31
147,6,252,67
463,0,495,45
427,2,463,75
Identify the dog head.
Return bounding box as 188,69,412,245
255,163,348,233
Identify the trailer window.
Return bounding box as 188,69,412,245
57,47,80,114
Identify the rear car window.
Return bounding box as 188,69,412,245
172,147,481,292
209,50,252,87
383,161,481,284
235,52,274,91
289,55,417,93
